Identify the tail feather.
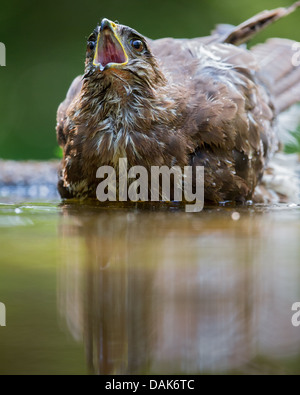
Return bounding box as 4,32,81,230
220,2,300,46
252,39,295,83
275,82,300,113
251,38,300,113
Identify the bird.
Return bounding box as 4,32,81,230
56,2,300,204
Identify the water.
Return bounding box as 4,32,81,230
0,199,300,375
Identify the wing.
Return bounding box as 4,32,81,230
221,1,300,46
251,38,300,113
56,76,83,199
187,44,276,202
56,75,83,147
152,1,300,51
150,38,277,202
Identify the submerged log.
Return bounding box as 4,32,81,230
0,160,60,200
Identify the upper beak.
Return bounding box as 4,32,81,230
93,19,129,71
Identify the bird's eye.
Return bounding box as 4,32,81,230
88,41,96,51
130,39,144,53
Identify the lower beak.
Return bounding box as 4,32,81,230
93,19,128,71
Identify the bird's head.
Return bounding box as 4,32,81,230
84,19,166,94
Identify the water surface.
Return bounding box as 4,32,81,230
0,200,300,375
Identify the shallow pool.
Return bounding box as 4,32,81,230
0,199,300,375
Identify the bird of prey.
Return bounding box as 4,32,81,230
57,2,300,204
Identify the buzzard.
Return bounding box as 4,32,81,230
57,2,300,204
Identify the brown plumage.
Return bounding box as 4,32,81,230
56,2,300,203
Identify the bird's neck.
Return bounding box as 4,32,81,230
74,79,184,167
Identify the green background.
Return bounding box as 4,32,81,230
0,0,299,160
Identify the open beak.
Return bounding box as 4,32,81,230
93,19,128,71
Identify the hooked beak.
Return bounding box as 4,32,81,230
93,19,128,71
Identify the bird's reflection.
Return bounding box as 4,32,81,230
58,204,300,374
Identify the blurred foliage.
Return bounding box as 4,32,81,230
54,146,63,159
285,126,300,154
0,0,300,160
